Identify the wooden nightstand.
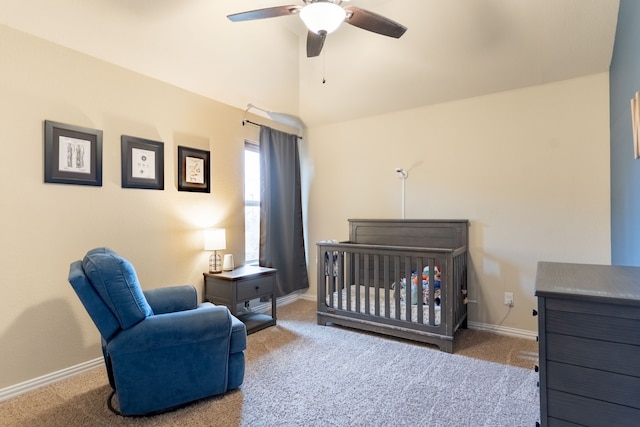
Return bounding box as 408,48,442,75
204,265,277,334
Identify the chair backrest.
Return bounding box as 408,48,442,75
68,260,121,341
68,248,154,340
81,247,154,330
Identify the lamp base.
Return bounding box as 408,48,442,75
209,252,222,274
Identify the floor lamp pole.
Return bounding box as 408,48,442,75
401,178,406,219
396,168,408,219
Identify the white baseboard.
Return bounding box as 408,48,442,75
0,357,103,402
250,290,304,313
467,321,538,340
299,292,316,301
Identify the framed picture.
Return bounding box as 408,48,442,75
121,135,164,190
178,146,210,192
44,120,103,186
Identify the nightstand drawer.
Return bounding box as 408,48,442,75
203,266,277,335
237,275,274,301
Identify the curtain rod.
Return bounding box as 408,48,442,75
242,119,303,140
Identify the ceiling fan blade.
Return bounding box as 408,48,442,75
344,6,407,38
227,5,301,22
306,31,326,57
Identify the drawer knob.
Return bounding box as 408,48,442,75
255,286,260,291
534,365,539,372
532,309,538,316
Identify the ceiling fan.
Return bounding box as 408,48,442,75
227,0,407,58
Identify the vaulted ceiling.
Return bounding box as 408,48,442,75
0,0,620,127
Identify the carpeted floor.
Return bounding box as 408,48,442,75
0,299,539,426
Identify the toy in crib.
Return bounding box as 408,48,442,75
399,266,442,306
321,240,339,277
392,274,418,304
421,266,442,306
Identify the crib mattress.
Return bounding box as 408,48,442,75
327,285,441,326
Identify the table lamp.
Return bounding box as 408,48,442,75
204,228,226,273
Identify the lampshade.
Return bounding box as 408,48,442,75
299,2,346,35
203,229,226,251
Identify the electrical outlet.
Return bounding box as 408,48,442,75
504,292,514,306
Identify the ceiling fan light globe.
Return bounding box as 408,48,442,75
300,2,346,35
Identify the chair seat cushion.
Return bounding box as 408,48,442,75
82,248,153,329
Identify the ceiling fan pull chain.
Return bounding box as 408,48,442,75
322,49,326,84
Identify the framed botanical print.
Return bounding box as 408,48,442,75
121,135,164,190
44,120,103,186
177,146,210,193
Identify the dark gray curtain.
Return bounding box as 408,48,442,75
259,126,309,297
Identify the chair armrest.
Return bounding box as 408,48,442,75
143,285,197,314
105,303,235,415
108,303,231,355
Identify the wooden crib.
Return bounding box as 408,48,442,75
317,219,469,353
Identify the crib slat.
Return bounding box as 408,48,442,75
393,256,401,320
373,255,380,316
345,251,351,312
394,274,401,319
337,252,344,310
403,255,411,323
415,256,423,325
428,257,435,326
384,256,392,318
327,251,335,308
354,253,361,314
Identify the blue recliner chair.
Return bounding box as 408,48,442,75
67,247,246,416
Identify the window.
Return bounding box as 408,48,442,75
244,142,260,264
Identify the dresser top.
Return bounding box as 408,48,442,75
535,261,640,304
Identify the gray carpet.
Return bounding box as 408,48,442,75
0,300,539,426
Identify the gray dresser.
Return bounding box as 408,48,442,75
535,261,640,426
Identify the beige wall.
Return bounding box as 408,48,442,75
0,25,286,389
302,73,611,333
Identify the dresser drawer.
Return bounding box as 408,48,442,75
545,308,640,345
236,275,274,301
546,333,640,377
547,361,640,409
547,389,640,426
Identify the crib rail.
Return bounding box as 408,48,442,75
317,241,468,351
